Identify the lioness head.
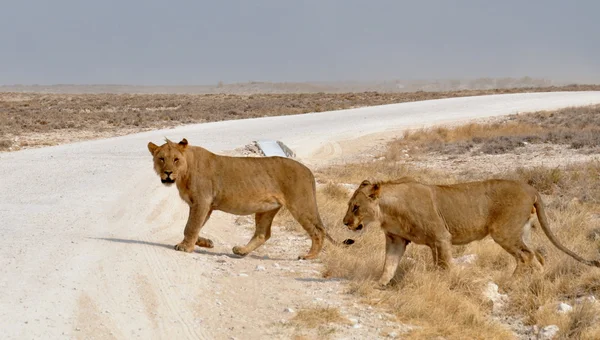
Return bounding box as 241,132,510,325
147,138,189,186
343,180,381,231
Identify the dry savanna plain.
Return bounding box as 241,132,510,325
2,87,600,339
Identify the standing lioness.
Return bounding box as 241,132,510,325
343,178,600,286
147,138,333,260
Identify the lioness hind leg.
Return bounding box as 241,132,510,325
232,208,280,257
293,216,324,260
492,235,541,276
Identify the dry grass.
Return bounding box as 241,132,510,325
2,85,600,151
389,105,600,158
287,307,350,338
313,106,600,338
290,307,350,329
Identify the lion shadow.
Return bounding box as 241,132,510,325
94,237,290,261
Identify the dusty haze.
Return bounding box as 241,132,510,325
1,0,599,86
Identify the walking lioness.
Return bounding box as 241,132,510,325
148,138,334,259
343,178,600,286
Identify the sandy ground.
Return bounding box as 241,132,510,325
1,92,600,340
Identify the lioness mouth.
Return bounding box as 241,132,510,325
161,178,175,184
356,224,364,231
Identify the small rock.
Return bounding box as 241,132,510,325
349,318,358,324
353,323,362,329
314,297,324,302
483,282,508,312
255,265,266,271
557,302,573,314
575,295,597,304
238,273,248,277
538,325,559,339
273,263,280,268
284,308,294,313
216,300,222,306
388,331,398,338
587,228,600,241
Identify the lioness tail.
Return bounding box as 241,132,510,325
535,192,600,267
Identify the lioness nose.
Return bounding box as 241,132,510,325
164,171,172,176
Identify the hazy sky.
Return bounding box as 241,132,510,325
1,0,599,85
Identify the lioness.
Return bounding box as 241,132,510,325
147,138,334,259
343,178,600,286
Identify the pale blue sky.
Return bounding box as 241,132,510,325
1,0,598,85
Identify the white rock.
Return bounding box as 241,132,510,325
557,302,573,314
538,325,559,339
483,282,508,312
353,323,362,329
273,263,280,268
388,332,398,338
284,307,294,313
575,295,597,304
238,273,248,277
454,254,477,265
255,265,266,271
349,318,358,324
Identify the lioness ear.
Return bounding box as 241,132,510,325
368,183,381,199
177,138,188,150
148,142,159,155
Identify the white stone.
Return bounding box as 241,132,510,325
255,265,266,271
538,325,559,340
575,295,596,305
284,308,294,313
557,302,573,314
483,282,508,312
388,332,398,338
238,273,248,277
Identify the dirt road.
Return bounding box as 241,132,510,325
1,92,600,339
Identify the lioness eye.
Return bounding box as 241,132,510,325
174,158,179,163
352,205,359,213
159,157,164,162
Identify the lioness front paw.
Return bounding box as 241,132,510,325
298,254,317,260
232,246,248,257
196,237,214,248
174,242,194,253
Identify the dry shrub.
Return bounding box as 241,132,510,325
288,307,350,338
388,105,600,157
290,307,349,329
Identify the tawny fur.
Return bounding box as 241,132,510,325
148,138,335,260
343,177,600,286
